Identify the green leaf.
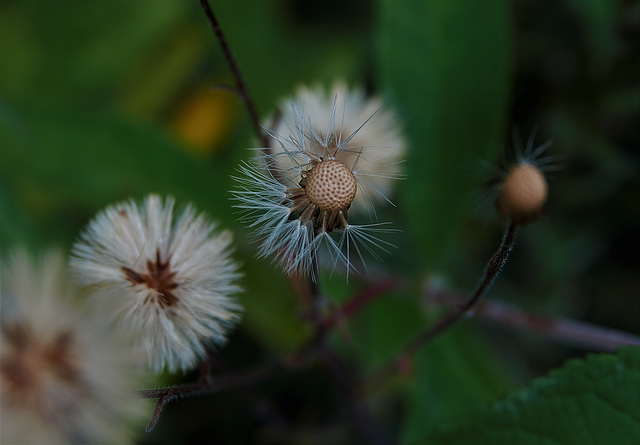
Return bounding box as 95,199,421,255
376,0,511,270
420,347,640,445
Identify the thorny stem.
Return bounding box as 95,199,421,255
199,0,267,147
425,285,640,352
366,221,519,387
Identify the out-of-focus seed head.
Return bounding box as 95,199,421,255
1,250,145,444
480,129,558,226
497,162,548,225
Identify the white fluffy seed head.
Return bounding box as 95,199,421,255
267,82,405,209
234,88,402,279
70,194,242,373
306,160,357,211
497,163,548,224
1,250,144,444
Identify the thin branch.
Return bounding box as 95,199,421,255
145,394,175,433
320,280,396,331
199,0,267,146
425,286,640,352
140,349,316,431
366,221,519,387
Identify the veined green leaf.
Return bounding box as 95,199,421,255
420,347,640,445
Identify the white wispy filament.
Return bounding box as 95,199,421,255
234,94,402,278
269,82,406,206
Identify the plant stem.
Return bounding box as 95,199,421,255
140,348,316,431
199,0,267,146
366,221,519,387
320,279,396,331
425,286,640,352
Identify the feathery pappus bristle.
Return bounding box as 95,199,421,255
234,87,403,279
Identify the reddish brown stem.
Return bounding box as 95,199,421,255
320,280,396,331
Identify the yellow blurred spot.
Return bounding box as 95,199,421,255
171,85,236,155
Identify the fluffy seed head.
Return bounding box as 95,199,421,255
71,195,242,373
305,160,357,211
1,250,144,444
234,92,402,278
498,163,548,223
268,82,405,208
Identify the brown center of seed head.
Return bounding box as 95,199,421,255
501,163,548,216
122,249,179,308
1,325,79,398
305,160,357,211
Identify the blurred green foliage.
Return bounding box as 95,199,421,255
378,0,510,271
1,0,638,443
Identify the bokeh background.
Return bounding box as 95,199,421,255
1,0,638,443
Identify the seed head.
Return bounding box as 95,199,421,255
497,163,548,224
485,129,557,226
268,82,405,207
305,160,358,212
234,95,401,278
1,250,144,444
71,195,242,373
